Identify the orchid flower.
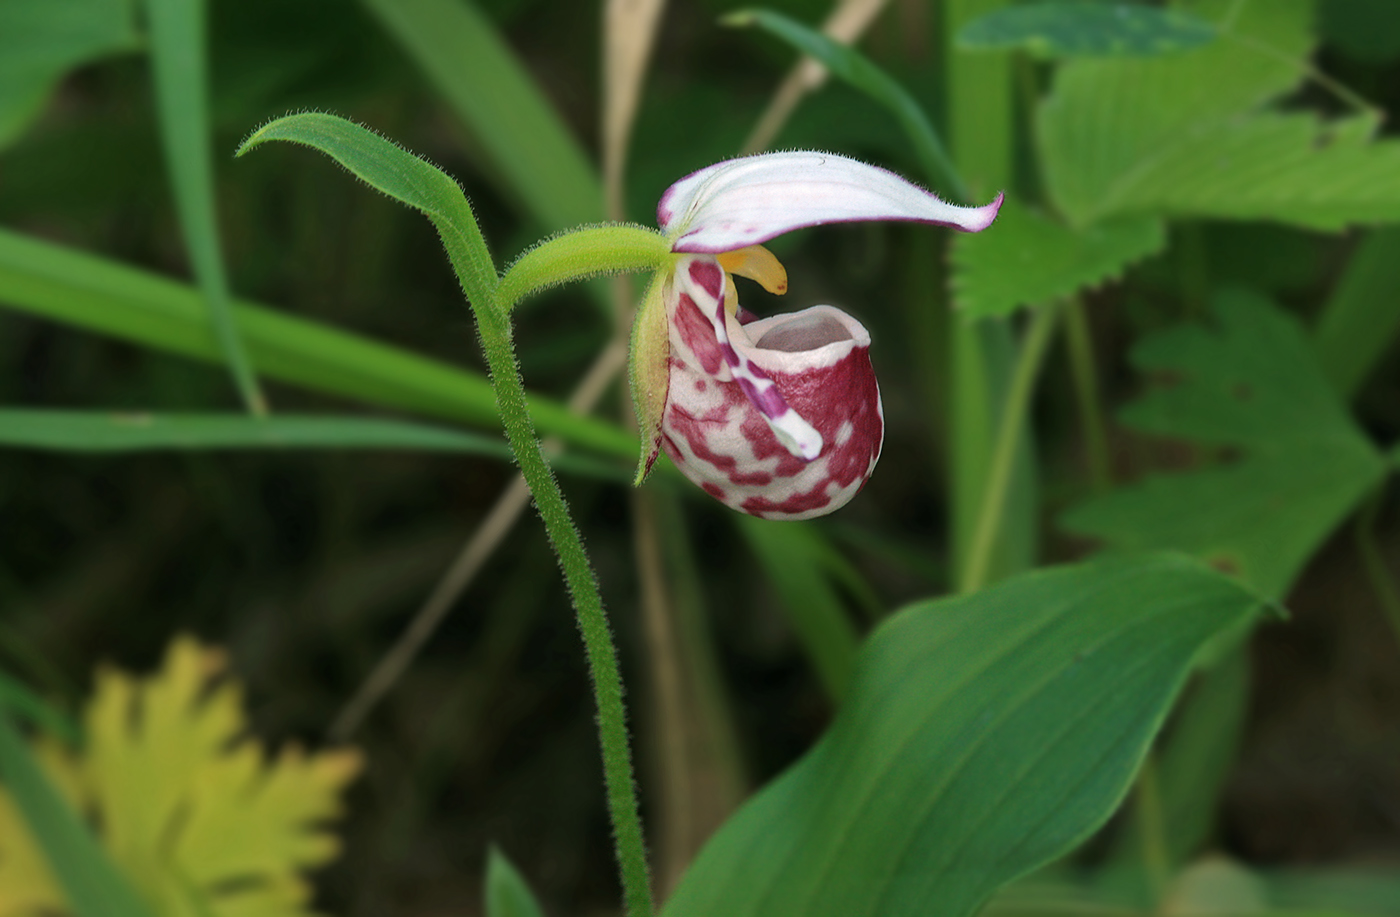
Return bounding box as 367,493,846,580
630,151,1002,521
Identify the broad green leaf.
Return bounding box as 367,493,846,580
950,196,1165,317
1314,227,1400,399
485,846,547,917
0,0,141,149
0,227,637,461
662,554,1263,917
736,516,860,701
360,0,601,231
1061,291,1387,598
1101,645,1251,906
1070,112,1400,231
957,3,1218,58
0,713,156,917
724,7,964,200
143,0,263,413
1038,0,1314,226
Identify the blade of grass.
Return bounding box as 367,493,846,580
0,712,157,917
361,0,601,231
0,670,80,748
0,227,636,460
1313,226,1400,401
0,410,626,478
725,7,967,201
143,0,264,414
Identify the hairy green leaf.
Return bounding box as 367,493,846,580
1062,291,1386,598
951,197,1165,317
958,3,1218,58
0,0,140,149
1038,0,1313,226
663,554,1262,917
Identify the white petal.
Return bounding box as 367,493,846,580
658,151,1002,253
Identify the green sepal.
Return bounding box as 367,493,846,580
498,223,670,313
630,263,675,485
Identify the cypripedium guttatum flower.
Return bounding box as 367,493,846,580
631,152,1002,520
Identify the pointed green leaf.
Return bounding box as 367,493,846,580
663,554,1263,917
1037,0,1313,226
485,846,547,917
951,196,1165,317
1314,227,1400,400
1062,291,1387,598
0,0,140,149
957,3,1219,58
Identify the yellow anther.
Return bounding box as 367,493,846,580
717,245,788,295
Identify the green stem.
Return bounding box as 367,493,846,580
958,302,1061,593
1356,491,1400,649
1135,753,1172,904
473,300,654,917
1063,298,1110,494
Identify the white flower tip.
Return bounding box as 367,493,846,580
772,411,823,461
960,191,1005,233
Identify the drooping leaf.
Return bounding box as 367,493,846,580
662,554,1263,917
957,3,1218,58
951,196,1165,317
1061,291,1387,598
485,846,547,917
0,0,141,149
1037,0,1314,227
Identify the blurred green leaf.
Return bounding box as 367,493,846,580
951,196,1165,317
1061,290,1387,598
957,3,1218,58
361,0,601,231
0,713,156,917
724,7,965,200
663,554,1263,917
1313,227,1400,399
0,227,636,460
1060,112,1400,231
1038,0,1313,227
143,0,263,413
736,516,860,702
485,845,547,917
0,0,141,149
1321,0,1400,64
